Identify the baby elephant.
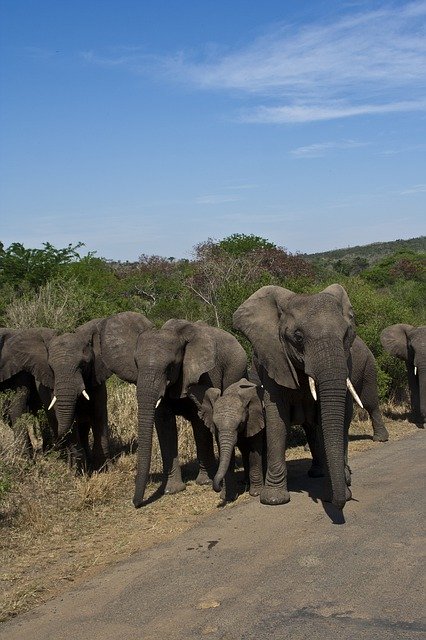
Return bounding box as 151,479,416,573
189,379,265,501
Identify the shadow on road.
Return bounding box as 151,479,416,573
287,458,346,524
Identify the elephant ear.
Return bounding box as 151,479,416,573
187,384,221,434
162,319,217,395
74,319,111,385
100,312,154,383
236,379,265,438
233,286,299,389
322,284,355,330
380,324,412,361
0,328,55,388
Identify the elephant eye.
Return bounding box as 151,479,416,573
294,330,303,344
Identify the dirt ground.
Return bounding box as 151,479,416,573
0,404,419,623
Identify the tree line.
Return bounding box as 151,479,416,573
1,234,425,400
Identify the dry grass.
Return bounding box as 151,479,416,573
0,387,419,623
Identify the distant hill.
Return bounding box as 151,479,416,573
304,236,425,267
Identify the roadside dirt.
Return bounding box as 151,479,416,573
0,405,419,623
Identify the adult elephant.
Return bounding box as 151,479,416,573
115,318,248,508
0,327,58,455
351,336,389,442
46,313,248,506
233,284,359,510
380,324,426,428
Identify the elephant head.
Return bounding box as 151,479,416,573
233,284,356,510
47,312,154,439
190,379,265,493
131,319,220,508
0,327,56,389
380,324,426,427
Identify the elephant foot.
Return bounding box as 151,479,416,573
308,463,324,478
373,429,389,442
195,469,213,486
164,479,187,495
260,485,290,506
249,484,262,497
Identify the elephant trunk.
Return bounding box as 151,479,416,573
133,378,164,508
213,430,238,492
54,386,80,440
317,375,348,510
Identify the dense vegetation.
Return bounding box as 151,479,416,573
305,235,425,276
1,234,425,399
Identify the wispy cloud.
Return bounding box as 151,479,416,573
195,194,242,204
242,100,426,124
291,139,369,158
83,1,426,124
399,184,426,195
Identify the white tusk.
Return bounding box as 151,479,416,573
414,366,417,376
48,395,57,411
347,378,363,409
308,377,317,402
82,390,90,401
155,397,162,409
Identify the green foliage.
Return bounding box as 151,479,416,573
0,236,423,401
361,250,426,288
0,241,84,290
216,233,276,256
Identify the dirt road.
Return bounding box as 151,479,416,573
1,431,424,640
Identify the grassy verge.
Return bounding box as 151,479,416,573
0,384,418,622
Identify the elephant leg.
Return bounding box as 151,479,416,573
8,386,33,457
303,422,324,477
190,412,217,485
368,405,389,442
155,405,186,495
67,424,88,475
261,393,290,506
91,384,110,471
248,440,264,497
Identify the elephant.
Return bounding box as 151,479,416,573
233,284,359,510
350,336,389,442
189,378,265,501
122,318,248,508
380,324,426,428
0,320,121,472
0,327,58,456
44,312,248,506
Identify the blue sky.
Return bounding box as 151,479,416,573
1,0,425,260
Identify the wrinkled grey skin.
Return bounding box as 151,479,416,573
351,336,389,442
0,328,58,456
37,311,247,505
189,378,265,501
128,319,248,508
233,284,355,510
381,324,426,428
46,312,154,472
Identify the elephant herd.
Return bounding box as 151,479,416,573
0,283,424,512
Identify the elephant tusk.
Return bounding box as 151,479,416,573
346,378,363,409
414,366,417,376
48,395,57,411
82,389,90,401
155,397,163,409
308,377,317,402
